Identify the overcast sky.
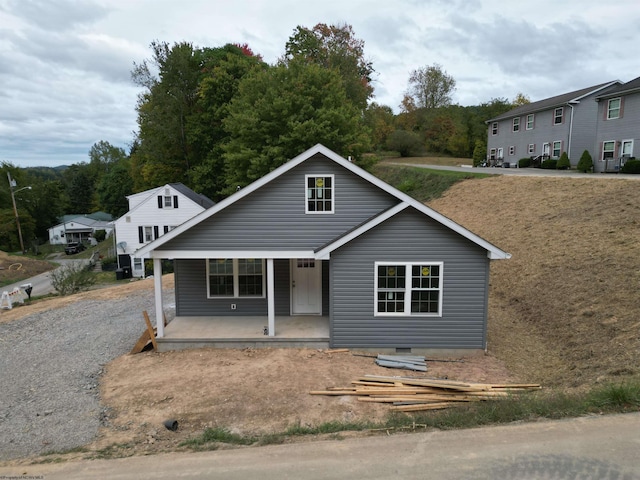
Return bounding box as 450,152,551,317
1,0,639,168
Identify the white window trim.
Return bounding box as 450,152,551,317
491,122,498,135
206,258,266,299
528,143,535,154
621,139,634,157
144,226,154,242
552,141,562,159
554,107,563,125
508,146,515,156
374,261,443,317
133,258,144,271
602,140,616,160
512,118,520,132
305,174,335,214
526,114,534,130
607,98,621,120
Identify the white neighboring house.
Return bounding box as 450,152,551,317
48,213,114,245
113,183,214,278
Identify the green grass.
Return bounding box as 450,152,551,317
372,163,492,203
179,381,640,451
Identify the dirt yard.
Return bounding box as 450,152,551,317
2,174,639,459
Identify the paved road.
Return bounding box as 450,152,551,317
4,412,639,479
2,257,89,299
400,163,640,179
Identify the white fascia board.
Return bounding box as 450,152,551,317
315,203,409,259
135,144,339,257
145,250,316,260
136,143,510,261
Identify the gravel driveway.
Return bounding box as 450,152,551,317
0,288,175,461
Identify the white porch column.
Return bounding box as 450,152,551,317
153,257,164,338
267,258,275,336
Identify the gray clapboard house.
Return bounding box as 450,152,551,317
486,81,620,167
136,144,510,353
593,75,640,172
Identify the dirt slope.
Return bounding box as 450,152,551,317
429,175,640,387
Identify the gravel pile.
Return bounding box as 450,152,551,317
0,288,175,461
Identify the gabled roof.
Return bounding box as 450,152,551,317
136,144,510,260
126,183,214,209
59,212,113,224
595,75,640,100
486,81,620,123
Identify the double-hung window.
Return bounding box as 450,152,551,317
208,259,265,298
375,262,443,316
552,141,562,158
528,143,535,154
554,107,564,125
602,141,615,160
607,98,621,119
491,122,498,135
306,175,334,213
526,114,534,130
512,118,520,132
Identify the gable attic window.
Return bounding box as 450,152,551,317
554,107,564,125
306,175,334,214
158,195,179,209
375,262,443,316
512,117,520,132
491,122,498,135
607,98,621,119
207,259,265,298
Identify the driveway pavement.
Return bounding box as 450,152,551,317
4,412,639,479
399,163,640,179
2,256,90,298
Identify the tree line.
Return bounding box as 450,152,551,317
0,23,521,253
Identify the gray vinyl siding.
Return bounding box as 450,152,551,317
594,91,640,171
487,93,610,166
329,208,489,349
158,154,398,252
174,258,329,316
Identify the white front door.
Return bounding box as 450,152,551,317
291,259,322,315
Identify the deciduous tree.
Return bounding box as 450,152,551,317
406,64,456,109
222,59,370,191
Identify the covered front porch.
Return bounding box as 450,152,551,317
156,314,330,351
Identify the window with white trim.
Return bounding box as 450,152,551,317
526,114,534,130
207,259,265,298
621,139,633,158
375,262,443,316
528,143,535,154
491,122,498,135
489,148,496,160
512,117,520,132
509,146,515,156
306,175,334,213
144,226,153,242
554,107,563,125
602,141,615,160
607,98,621,120
133,258,143,271
552,141,562,158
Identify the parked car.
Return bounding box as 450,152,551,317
64,242,86,255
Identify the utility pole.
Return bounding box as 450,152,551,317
7,172,31,254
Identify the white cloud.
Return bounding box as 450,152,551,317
0,0,639,167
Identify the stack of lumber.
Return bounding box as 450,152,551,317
375,354,427,372
310,375,541,412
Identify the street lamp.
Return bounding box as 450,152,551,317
7,172,31,254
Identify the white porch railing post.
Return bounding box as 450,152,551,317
267,258,275,336
153,257,164,338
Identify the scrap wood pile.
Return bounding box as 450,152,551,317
311,375,541,412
